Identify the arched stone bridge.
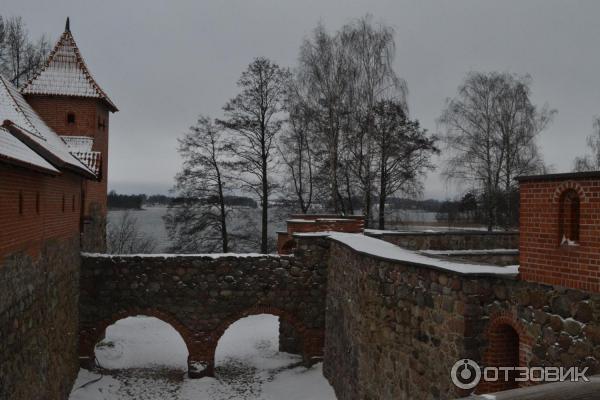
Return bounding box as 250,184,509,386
79,236,329,377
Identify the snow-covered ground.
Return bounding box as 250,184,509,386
69,315,337,400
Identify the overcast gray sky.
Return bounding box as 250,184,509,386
5,0,600,199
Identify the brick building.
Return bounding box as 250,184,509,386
0,20,115,400
21,17,117,252
518,171,600,292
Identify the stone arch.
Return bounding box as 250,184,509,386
79,308,196,373
478,313,533,394
202,305,312,376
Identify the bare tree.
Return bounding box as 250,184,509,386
107,211,157,254
340,15,408,226
0,16,49,87
218,57,290,253
165,116,230,252
372,100,438,229
574,117,600,172
439,72,554,230
296,23,354,213
279,89,314,213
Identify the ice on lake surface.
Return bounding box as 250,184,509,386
108,206,449,253
108,206,289,253
69,314,337,400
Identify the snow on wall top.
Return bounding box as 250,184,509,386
0,74,94,176
0,127,58,173
327,232,519,277
21,28,117,112
81,252,282,259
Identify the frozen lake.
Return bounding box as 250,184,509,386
107,207,458,253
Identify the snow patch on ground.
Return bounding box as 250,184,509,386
95,316,188,370
69,314,336,400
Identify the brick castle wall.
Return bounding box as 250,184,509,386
0,164,83,400
25,95,110,252
0,165,83,257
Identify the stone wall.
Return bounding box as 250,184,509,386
323,239,600,399
79,235,330,376
369,231,519,251
0,237,81,400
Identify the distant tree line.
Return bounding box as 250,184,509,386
107,191,145,210
108,191,257,210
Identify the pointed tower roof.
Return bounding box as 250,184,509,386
21,18,118,112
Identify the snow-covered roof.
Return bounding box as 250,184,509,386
60,136,101,175
21,24,117,112
324,232,519,277
0,127,58,174
61,136,93,152
0,74,95,177
71,150,101,176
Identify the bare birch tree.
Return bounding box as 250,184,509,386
372,100,438,229
0,16,49,87
279,88,314,213
165,116,230,253
340,15,407,226
218,57,290,253
574,117,600,172
296,23,354,213
439,72,554,230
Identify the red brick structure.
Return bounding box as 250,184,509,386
518,172,600,292
277,214,365,254
0,20,115,400
21,18,117,251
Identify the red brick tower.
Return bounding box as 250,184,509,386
21,18,118,251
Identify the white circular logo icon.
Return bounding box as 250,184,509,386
451,359,481,390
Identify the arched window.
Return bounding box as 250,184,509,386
67,112,76,124
559,189,580,245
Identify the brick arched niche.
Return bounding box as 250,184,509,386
477,315,532,394
558,189,581,244
198,306,320,377
552,181,587,246
79,308,197,374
